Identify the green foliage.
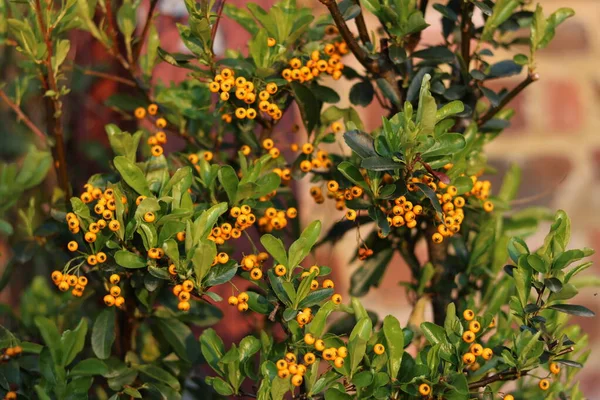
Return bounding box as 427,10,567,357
0,0,594,399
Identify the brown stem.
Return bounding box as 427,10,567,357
477,72,538,127
426,223,450,325
211,0,227,54
353,1,370,45
76,67,137,87
132,0,159,64
318,0,402,106
104,0,121,60
34,0,70,198
460,2,474,70
0,88,47,146
468,369,527,390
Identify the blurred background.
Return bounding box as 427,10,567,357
0,0,598,396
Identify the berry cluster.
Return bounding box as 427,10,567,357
239,252,269,281
103,274,125,308
1,345,22,361
295,144,333,173
460,309,494,371
134,104,168,157
209,68,283,122
257,206,297,232
281,41,348,83
227,291,249,312
172,279,195,311
51,270,88,298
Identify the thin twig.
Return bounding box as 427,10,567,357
477,72,539,127
468,369,528,390
34,0,70,198
133,0,159,64
353,1,370,45
318,0,402,106
104,0,121,60
460,2,474,69
210,0,227,55
75,66,137,87
0,88,47,146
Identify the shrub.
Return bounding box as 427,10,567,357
0,0,596,399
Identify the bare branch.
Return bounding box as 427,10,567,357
0,88,47,146
477,72,539,127
133,0,159,64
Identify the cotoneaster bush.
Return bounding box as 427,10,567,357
0,0,596,399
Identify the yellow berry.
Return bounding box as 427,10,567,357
462,331,476,343
418,383,431,396
374,343,385,355
539,379,550,391
481,348,493,360
550,362,560,375
463,309,475,321
267,37,276,47
462,352,476,365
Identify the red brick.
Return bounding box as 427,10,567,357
543,80,583,133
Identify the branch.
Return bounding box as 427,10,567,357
426,223,451,325
477,72,538,127
34,0,70,198
319,0,402,106
460,2,475,69
468,369,527,390
75,66,137,87
104,0,122,61
0,88,47,146
211,0,227,54
132,0,159,64
353,1,370,45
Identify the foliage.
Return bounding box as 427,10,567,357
0,0,596,399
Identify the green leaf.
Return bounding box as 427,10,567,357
513,265,532,308
71,358,109,376
209,376,235,395
345,132,377,162
218,166,239,205
200,328,225,375
338,161,369,191
307,301,336,337
376,78,400,106
113,156,151,196
204,262,238,286
34,317,62,364
291,81,320,134
247,292,274,314
298,289,333,308
436,101,464,122
527,254,547,273
192,239,217,282
260,235,288,266
288,220,321,268
115,250,146,269
193,202,228,242
106,125,143,163
61,319,88,366
350,81,374,107
553,248,594,270
383,315,403,380
348,317,372,375
92,308,115,359
137,364,181,391
420,322,446,345
482,0,521,41
548,304,595,317
153,317,200,362
350,247,393,297
268,270,293,306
